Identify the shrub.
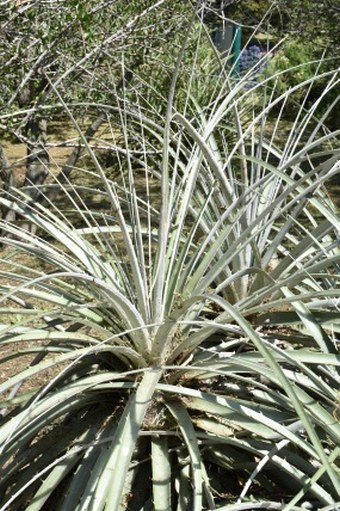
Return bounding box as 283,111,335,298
266,39,340,129
0,22,339,510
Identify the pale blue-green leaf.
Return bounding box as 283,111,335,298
166,401,205,511
284,447,340,511
91,369,162,510
25,450,81,511
280,288,337,354
175,462,191,511
63,426,115,511
200,295,340,491
151,436,171,511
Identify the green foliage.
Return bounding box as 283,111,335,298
266,40,317,94
264,39,339,127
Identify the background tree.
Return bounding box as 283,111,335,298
0,0,193,225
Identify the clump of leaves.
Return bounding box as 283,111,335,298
0,19,339,511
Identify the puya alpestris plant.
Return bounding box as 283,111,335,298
0,18,339,511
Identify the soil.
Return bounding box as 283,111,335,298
0,246,69,410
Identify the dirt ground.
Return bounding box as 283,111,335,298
2,129,74,187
